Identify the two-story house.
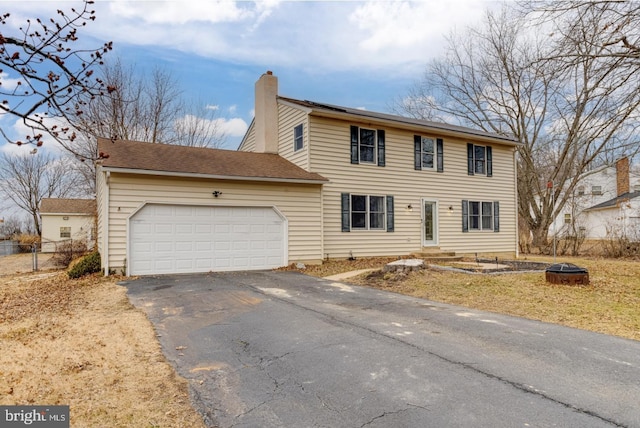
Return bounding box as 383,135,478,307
551,157,640,241
95,71,521,276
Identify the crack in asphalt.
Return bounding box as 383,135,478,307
247,282,627,428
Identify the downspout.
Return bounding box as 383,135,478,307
514,148,520,258
104,170,110,276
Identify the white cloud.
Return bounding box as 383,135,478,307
0,72,23,91
107,1,254,25
219,117,249,138
206,104,220,111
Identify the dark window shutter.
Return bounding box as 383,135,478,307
386,195,394,232
377,130,385,167
437,138,444,172
414,135,421,170
350,126,359,164
467,143,474,175
486,146,493,177
493,201,500,232
341,193,350,232
462,200,469,232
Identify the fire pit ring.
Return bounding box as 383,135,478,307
545,263,589,285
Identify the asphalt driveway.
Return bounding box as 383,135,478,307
124,271,640,428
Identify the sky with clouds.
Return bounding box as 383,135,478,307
1,0,495,154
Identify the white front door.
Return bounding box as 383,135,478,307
422,200,438,246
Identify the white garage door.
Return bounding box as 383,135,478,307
129,204,286,275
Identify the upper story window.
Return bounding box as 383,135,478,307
467,143,492,177
293,124,304,151
634,184,640,193
592,185,602,195
564,213,571,224
576,186,585,196
350,125,385,167
414,136,444,172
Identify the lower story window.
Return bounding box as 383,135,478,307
341,193,394,232
462,200,499,232
351,195,385,230
60,227,71,238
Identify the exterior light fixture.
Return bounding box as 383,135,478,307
407,204,413,211
212,191,222,198
448,206,454,211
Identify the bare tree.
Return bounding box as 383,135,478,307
173,101,228,148
395,6,640,251
0,0,112,151
0,152,78,235
68,58,227,194
0,214,25,238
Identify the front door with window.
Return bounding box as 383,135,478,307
422,200,438,246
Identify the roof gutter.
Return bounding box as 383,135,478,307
99,166,329,184
309,109,520,147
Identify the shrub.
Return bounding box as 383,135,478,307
15,234,40,253
68,252,101,279
52,239,88,267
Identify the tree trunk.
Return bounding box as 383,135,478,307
531,226,549,253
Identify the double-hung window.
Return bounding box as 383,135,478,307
467,143,492,176
293,124,304,151
414,136,444,172
60,227,71,238
341,193,394,232
351,195,385,229
462,200,500,232
350,125,385,166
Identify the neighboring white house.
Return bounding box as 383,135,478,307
40,198,96,253
551,157,640,241
96,71,521,276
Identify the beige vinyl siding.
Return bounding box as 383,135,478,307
41,214,94,252
238,122,256,152
308,116,518,259
103,173,323,272
96,167,107,269
277,104,309,170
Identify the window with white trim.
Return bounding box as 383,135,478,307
462,200,499,232
420,137,435,169
341,193,394,232
592,185,602,195
60,227,71,238
294,124,303,151
564,213,571,224
351,195,385,229
350,125,385,166
467,143,492,176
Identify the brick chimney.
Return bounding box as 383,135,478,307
254,71,279,153
616,157,630,196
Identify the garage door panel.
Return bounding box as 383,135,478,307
130,204,285,275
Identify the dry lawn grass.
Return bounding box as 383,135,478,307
0,271,205,428
296,256,640,342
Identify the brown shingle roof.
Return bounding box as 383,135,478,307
41,198,96,214
97,138,328,183
278,96,520,146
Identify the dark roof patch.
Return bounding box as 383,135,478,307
97,138,328,183
41,198,96,214
586,191,640,211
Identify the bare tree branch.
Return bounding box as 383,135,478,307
0,1,112,150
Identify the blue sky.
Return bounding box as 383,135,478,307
1,0,494,152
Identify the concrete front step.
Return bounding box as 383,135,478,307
411,251,462,261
